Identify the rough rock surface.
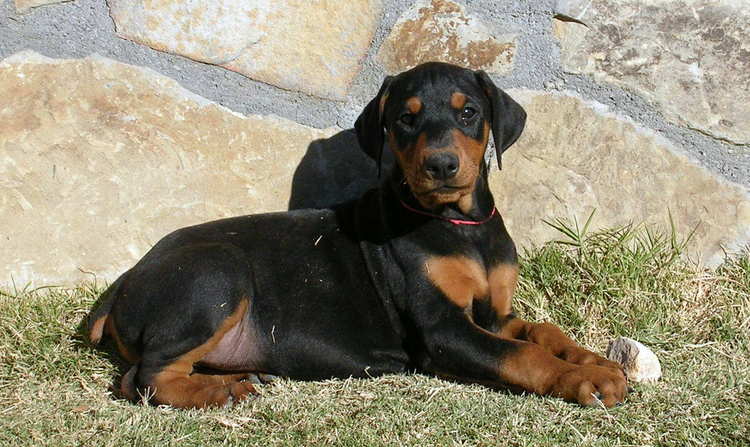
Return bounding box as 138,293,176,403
14,0,70,13
0,51,336,286
378,0,516,74
108,0,382,100
607,337,662,383
554,0,750,145
490,90,750,267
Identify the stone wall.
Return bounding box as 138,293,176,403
1,0,748,286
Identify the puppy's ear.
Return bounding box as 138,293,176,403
475,71,526,170
355,76,393,177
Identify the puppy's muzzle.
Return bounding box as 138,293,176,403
424,152,459,181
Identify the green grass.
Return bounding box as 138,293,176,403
1,223,748,446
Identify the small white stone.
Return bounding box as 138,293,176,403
606,337,662,383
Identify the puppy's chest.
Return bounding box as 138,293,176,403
424,254,518,319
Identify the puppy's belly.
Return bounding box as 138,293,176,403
199,312,263,371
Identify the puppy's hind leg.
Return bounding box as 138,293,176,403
133,299,257,408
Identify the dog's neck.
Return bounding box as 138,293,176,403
387,161,496,224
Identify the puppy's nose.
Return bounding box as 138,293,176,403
424,152,459,180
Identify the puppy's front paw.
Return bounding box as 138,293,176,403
560,346,624,372
551,364,628,408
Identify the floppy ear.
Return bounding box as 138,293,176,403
355,76,393,177
475,71,526,170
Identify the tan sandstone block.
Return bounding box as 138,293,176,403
554,0,750,145
378,0,516,74
490,90,750,266
0,51,336,286
108,0,382,100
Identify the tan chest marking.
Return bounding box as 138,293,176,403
425,256,488,309
426,256,519,316
488,263,518,318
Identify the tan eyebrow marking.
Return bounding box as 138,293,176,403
451,92,467,109
406,96,422,114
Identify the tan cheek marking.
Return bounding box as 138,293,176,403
452,127,487,168
414,132,428,162
400,132,429,186
451,92,467,109
425,256,488,309
450,130,485,207
406,96,422,114
418,128,485,213
489,263,518,318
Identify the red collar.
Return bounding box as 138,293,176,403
399,199,497,226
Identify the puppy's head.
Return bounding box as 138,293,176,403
355,62,526,210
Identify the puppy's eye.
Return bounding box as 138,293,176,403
460,107,476,120
399,113,416,126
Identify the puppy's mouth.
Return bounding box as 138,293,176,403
416,184,465,195
408,181,473,209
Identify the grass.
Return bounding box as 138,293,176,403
0,222,748,446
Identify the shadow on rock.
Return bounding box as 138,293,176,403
288,128,393,210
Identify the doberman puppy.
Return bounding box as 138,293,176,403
88,62,628,409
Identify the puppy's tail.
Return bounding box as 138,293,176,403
87,276,124,345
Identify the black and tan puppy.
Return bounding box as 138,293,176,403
88,62,628,409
